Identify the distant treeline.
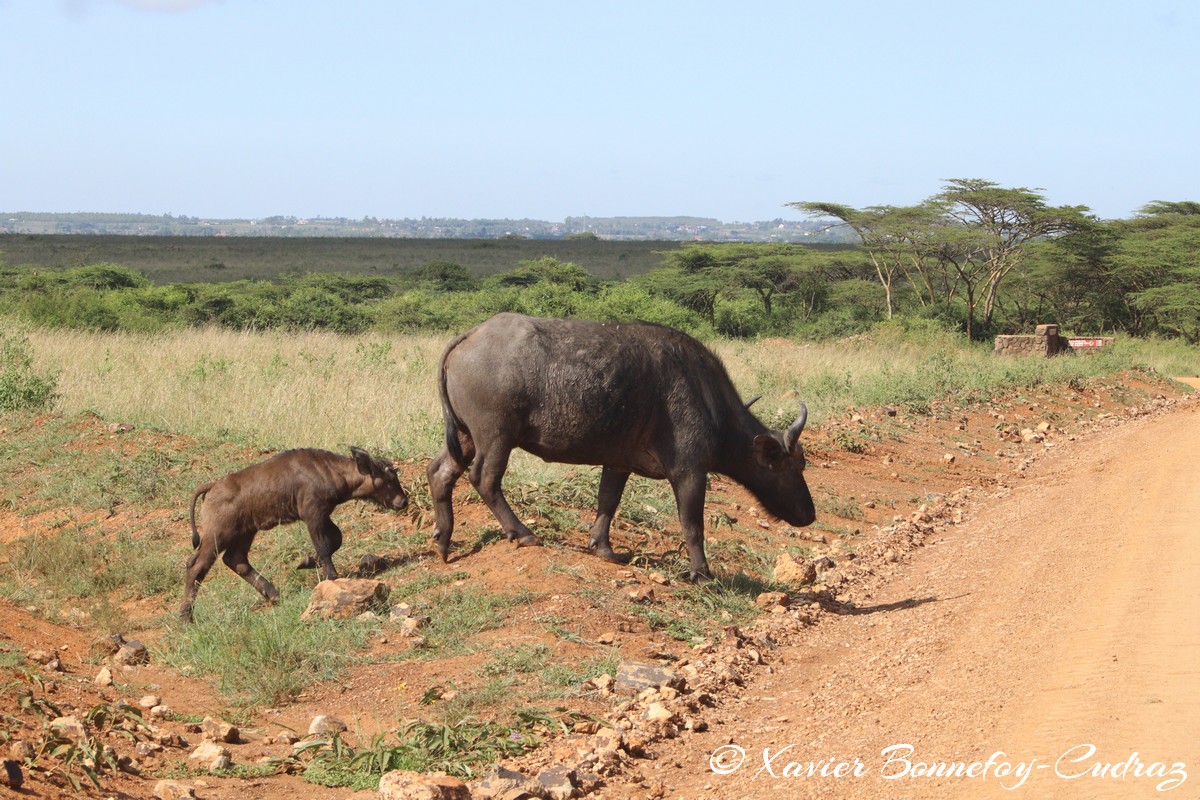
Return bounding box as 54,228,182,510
2,187,1198,344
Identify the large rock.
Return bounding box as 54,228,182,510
378,770,471,800
474,766,545,798
300,579,390,620
201,716,239,743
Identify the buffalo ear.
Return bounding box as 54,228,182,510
351,447,372,475
753,435,786,468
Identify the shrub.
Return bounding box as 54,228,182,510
0,332,58,412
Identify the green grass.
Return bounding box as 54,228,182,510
160,588,377,706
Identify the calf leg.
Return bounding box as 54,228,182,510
180,540,220,623
469,445,539,547
427,447,466,561
306,517,343,582
588,467,630,562
671,472,713,582
222,542,281,605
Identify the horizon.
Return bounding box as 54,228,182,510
2,1,1197,222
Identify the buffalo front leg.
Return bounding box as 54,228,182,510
427,447,466,561
222,543,281,606
305,517,343,582
588,467,630,562
671,472,713,582
469,446,539,547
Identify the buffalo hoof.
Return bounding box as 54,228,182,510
515,534,543,548
590,546,628,565
296,555,318,570
687,570,714,584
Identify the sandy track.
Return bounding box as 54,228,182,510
633,401,1200,800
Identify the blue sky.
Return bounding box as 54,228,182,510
2,0,1197,221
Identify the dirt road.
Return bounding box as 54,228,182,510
626,401,1200,800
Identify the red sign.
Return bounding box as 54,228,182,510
1068,338,1108,349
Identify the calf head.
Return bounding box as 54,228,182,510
749,404,816,527
351,447,409,511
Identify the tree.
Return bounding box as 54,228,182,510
934,179,1094,336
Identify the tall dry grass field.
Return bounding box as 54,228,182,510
24,327,448,458
21,322,1193,464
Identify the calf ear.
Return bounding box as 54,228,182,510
351,447,372,475
753,435,786,468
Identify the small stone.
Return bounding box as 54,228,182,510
139,694,162,709
754,591,790,609
274,731,300,745
153,779,197,800
772,553,816,586
648,571,670,585
615,661,681,693
400,615,430,637
644,702,675,724
308,715,348,736
9,741,34,762
136,741,164,757
188,740,230,769
537,765,578,800
94,666,114,686
201,716,239,743
942,453,956,464
150,705,171,719
623,585,655,604
597,631,616,645
50,716,86,741
113,640,150,666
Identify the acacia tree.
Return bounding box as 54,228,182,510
934,179,1094,334
794,180,1094,339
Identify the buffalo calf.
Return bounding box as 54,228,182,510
180,447,408,622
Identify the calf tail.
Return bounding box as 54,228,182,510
438,331,471,468
189,483,214,549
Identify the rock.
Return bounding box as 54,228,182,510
357,553,389,576
596,631,616,645
139,694,162,709
27,649,54,665
274,731,300,745
537,765,577,800
113,640,150,666
379,769,471,799
308,715,348,736
942,453,956,464
50,716,86,741
647,571,669,585
94,666,114,686
772,553,816,586
591,727,624,754
754,591,790,609
8,740,34,762
644,702,675,724
587,674,614,694
614,661,681,694
400,615,430,637
150,705,171,719
136,741,164,757
301,578,390,620
154,779,197,800
201,716,239,743
188,740,230,769
300,578,388,623
474,766,544,799
622,585,655,604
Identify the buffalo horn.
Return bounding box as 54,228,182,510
784,403,808,453
743,394,762,409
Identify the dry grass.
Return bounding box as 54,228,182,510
25,327,447,458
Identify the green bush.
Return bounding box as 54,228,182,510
0,332,58,412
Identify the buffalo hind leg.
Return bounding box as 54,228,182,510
427,447,467,561
671,472,713,583
222,544,281,607
180,542,219,623
588,467,630,562
469,445,540,547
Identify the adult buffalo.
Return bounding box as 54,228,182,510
426,313,816,581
